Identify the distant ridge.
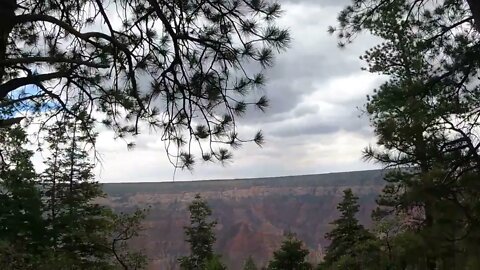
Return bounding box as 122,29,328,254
103,169,386,195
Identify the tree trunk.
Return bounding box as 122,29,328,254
0,0,16,84
424,202,437,270
467,0,480,32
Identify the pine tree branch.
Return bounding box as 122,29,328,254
0,71,67,99
0,56,109,68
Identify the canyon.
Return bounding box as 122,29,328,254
102,169,386,269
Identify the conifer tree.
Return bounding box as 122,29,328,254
40,117,115,268
333,0,480,268
40,114,149,269
179,194,222,270
321,189,375,270
267,233,312,270
0,119,147,269
0,126,47,268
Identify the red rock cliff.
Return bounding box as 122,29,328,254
103,169,385,269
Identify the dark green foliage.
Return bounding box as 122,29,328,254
321,189,379,270
204,255,227,270
333,0,480,269
388,231,429,269
0,0,290,167
267,233,312,270
0,126,47,268
323,189,368,262
179,194,223,270
0,122,147,269
40,119,112,268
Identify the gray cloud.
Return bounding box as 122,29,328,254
95,0,384,182
268,112,371,138
280,0,351,7
236,0,382,134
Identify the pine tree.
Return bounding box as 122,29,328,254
179,194,222,270
333,0,480,268
39,116,148,269
321,189,374,269
0,119,147,269
0,126,47,268
40,118,115,268
267,233,312,270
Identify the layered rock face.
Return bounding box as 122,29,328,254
103,169,385,269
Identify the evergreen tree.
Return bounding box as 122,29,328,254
333,0,480,268
0,126,47,268
40,116,148,269
40,117,113,268
267,233,312,270
323,189,369,263
179,194,221,270
321,189,375,270
0,120,147,269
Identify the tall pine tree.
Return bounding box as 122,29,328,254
0,126,47,268
179,194,224,270
333,0,480,268
40,117,114,268
0,117,147,269
321,189,377,270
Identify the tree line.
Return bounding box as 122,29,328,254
179,184,479,270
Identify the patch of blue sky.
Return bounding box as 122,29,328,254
5,85,60,117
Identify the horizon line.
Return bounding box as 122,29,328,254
101,168,386,185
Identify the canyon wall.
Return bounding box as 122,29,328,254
102,169,386,269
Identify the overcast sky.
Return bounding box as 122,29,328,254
94,0,385,182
